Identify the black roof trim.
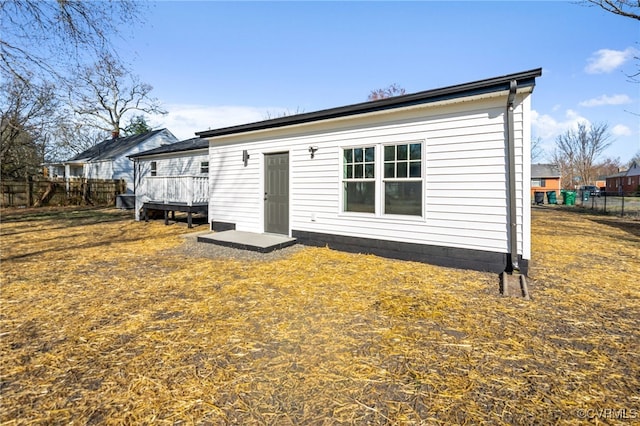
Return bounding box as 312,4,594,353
196,68,542,139
128,137,208,159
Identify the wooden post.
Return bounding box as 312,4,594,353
163,177,168,204
187,176,194,206
26,175,32,207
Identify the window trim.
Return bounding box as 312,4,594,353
200,161,209,174
339,140,425,219
382,141,424,217
150,161,157,177
342,145,376,214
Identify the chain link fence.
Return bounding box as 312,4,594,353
532,190,640,218
576,191,640,217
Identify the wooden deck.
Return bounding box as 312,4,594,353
142,201,208,228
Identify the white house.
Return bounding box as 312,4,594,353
47,129,178,193
128,137,210,227
196,69,542,275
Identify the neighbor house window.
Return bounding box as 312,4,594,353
531,179,546,187
200,161,209,174
383,143,422,216
150,161,157,177
343,146,375,213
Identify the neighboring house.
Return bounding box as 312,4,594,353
128,137,209,226
531,163,561,202
606,162,640,194
196,68,542,275
47,129,178,193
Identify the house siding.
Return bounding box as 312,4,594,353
132,149,209,219
152,151,209,176
207,93,531,263
118,130,178,192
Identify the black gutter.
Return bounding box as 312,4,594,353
128,138,209,159
505,80,520,273
196,68,542,138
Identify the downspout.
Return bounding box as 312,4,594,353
506,80,519,273
501,80,530,300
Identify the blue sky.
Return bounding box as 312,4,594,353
116,1,639,162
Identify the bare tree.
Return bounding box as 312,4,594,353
0,0,142,84
368,84,406,101
263,107,305,120
53,120,104,158
594,157,622,180
68,53,166,138
584,0,640,20
583,1,640,86
531,137,545,162
553,122,612,187
1,75,58,178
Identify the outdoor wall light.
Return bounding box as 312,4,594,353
308,146,319,159
242,150,250,166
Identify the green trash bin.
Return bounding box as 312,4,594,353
546,191,557,204
582,190,590,202
564,190,576,206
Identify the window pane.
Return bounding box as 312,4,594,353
397,144,408,161
344,164,353,179
385,181,422,216
344,182,375,213
365,147,375,162
365,164,374,178
410,143,421,160
344,149,353,163
409,161,421,178
384,163,395,178
397,161,408,178
354,148,363,162
354,164,363,178
384,146,395,161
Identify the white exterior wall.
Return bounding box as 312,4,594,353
75,129,178,193
207,92,531,260
115,130,178,193
85,160,112,181
153,151,209,176
133,150,209,220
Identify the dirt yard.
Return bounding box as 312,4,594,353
1,206,638,425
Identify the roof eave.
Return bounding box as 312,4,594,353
196,68,542,139
128,146,209,160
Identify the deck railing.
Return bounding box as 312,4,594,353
144,176,209,206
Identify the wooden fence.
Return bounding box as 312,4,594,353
1,177,127,208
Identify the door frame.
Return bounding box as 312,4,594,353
263,151,290,235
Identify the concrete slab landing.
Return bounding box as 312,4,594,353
197,230,297,253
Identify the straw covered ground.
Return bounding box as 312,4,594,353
1,206,638,425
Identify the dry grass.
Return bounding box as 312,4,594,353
1,206,638,425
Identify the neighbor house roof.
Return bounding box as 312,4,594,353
531,164,560,178
69,129,168,162
128,137,208,159
606,162,640,179
196,68,543,139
